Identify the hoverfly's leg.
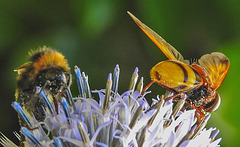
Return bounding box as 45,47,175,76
164,92,184,101
186,100,207,128
141,80,155,95
192,114,210,139
180,100,211,139
195,110,206,125
180,103,189,112
188,102,206,123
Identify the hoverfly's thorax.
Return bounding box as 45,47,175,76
187,86,208,107
187,85,217,109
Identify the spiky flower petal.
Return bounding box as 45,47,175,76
1,65,221,147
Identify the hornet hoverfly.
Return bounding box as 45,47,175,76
128,11,230,123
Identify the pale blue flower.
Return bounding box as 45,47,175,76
1,65,221,147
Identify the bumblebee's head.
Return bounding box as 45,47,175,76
31,48,72,95
15,47,72,94
35,67,71,95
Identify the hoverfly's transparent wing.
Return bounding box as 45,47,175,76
198,52,230,90
128,11,189,64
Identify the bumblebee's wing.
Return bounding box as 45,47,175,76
198,52,230,90
14,62,32,74
127,11,189,64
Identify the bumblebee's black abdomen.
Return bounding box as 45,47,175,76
16,89,46,125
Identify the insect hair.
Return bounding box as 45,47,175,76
189,58,198,65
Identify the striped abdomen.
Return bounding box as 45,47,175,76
150,60,203,92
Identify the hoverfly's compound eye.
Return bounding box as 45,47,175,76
204,93,221,112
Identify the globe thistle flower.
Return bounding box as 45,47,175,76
1,65,221,147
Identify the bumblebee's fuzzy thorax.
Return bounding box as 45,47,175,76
29,48,70,80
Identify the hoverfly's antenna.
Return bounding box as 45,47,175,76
141,80,155,95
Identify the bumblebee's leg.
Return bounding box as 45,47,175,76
53,95,59,114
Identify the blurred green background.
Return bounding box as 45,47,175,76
0,1,239,146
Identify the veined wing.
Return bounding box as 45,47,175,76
128,11,188,64
198,52,230,90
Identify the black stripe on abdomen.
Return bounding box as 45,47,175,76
190,66,201,85
171,61,188,83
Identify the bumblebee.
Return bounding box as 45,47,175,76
14,47,72,126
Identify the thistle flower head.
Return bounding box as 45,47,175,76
1,65,221,147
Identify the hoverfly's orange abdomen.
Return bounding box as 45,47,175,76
150,60,203,92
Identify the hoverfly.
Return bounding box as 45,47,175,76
127,11,230,123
